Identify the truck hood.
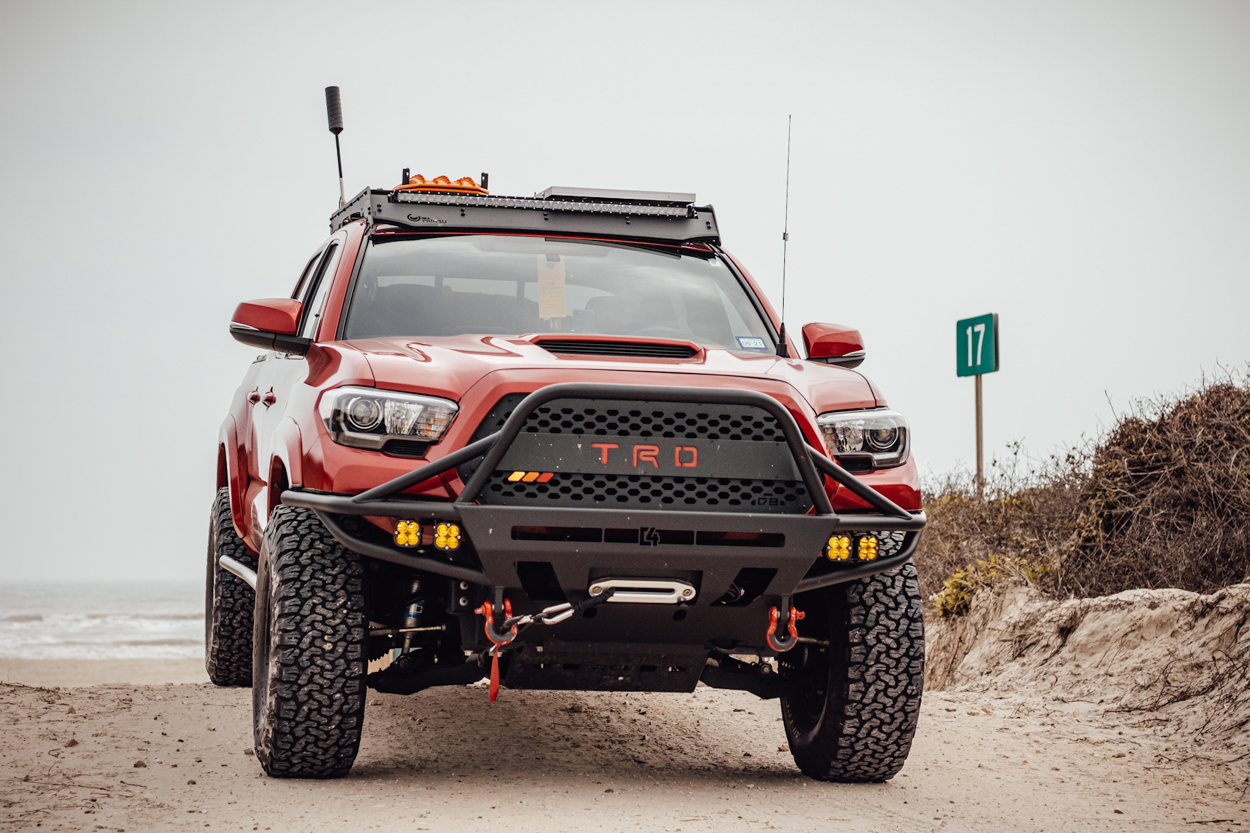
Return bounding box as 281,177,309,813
345,334,882,414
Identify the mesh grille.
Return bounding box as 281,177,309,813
487,472,809,514
465,396,810,513
522,403,785,441
457,392,530,482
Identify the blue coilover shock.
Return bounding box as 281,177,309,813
402,578,424,655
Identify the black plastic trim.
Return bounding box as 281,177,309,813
534,339,698,359
229,325,312,356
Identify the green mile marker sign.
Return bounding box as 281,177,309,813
956,313,1000,377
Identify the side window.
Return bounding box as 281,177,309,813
298,243,342,339
290,250,324,302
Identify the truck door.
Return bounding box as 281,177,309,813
254,238,345,517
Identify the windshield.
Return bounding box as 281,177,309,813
341,235,775,352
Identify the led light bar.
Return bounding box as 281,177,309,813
393,190,695,218
332,187,720,244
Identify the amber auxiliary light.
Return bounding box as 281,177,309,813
394,521,421,548
434,523,462,551
824,534,879,562
394,520,463,551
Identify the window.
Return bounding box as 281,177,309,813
342,235,773,351
290,250,324,302
298,243,341,339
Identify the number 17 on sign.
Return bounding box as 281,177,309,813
956,313,1000,496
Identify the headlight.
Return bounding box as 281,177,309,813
319,387,458,450
816,409,909,470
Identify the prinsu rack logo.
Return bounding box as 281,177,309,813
590,443,699,469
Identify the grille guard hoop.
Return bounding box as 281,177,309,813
280,383,926,593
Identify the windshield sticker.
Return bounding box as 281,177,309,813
736,336,768,351
537,254,566,319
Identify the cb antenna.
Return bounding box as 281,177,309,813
325,86,345,207
776,115,792,358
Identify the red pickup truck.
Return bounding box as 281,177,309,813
207,176,926,781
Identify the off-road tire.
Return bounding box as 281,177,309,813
252,505,367,779
780,562,925,782
205,488,256,686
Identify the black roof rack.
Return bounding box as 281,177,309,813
330,185,720,245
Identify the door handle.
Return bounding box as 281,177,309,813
262,389,277,407
247,388,261,404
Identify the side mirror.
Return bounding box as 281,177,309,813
802,322,865,369
230,299,312,355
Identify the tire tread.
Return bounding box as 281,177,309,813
206,488,256,687
253,506,366,779
782,562,925,782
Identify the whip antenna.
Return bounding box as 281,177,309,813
776,115,792,358
325,86,346,207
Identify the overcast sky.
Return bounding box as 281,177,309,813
1,1,1246,582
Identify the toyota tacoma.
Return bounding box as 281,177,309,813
207,174,927,781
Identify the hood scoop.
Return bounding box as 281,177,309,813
534,338,698,360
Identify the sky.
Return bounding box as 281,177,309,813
0,1,1246,582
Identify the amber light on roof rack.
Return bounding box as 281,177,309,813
395,174,489,195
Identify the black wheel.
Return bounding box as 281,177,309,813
252,505,368,778
780,562,925,782
205,488,256,686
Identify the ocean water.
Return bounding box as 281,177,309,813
0,582,204,660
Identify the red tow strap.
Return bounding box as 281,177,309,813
474,599,516,701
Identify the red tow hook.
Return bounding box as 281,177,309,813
766,598,805,653
474,599,516,702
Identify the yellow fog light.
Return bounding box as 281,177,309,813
394,521,421,547
434,522,462,552
858,535,879,561
826,535,852,562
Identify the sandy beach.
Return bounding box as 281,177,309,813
0,660,208,689
2,659,1247,833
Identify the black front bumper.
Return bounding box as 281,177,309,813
282,382,925,659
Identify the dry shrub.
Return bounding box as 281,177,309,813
916,368,1250,611
929,554,1053,618
914,443,1085,604
1066,375,1250,597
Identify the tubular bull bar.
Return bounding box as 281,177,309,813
282,383,925,607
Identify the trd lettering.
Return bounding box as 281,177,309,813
590,442,619,465
588,442,698,469
633,445,660,468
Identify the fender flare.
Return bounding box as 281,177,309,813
271,417,304,494
218,416,249,540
